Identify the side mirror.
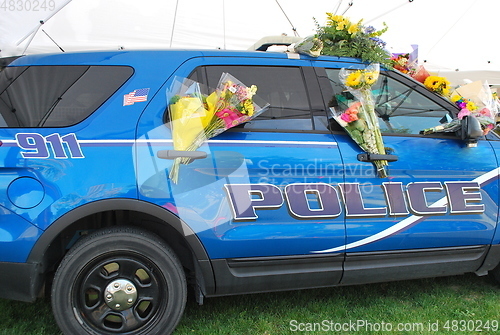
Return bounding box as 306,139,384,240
460,115,483,147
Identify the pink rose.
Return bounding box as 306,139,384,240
340,113,352,123
483,123,494,135
346,102,362,115
457,108,470,120
479,108,492,118
340,112,358,123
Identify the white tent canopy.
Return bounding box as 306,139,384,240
0,0,319,54
1,0,499,85
347,0,500,86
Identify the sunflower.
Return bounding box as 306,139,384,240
441,86,450,97
423,76,450,96
363,72,378,85
424,76,440,89
346,71,363,88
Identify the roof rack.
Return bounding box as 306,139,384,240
248,36,302,52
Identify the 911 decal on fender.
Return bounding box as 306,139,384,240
15,133,84,159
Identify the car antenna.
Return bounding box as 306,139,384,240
17,0,73,54
341,1,354,16
42,29,65,52
275,0,299,37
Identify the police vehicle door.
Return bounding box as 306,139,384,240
136,59,346,294
315,65,499,284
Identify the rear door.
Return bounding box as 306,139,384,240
0,64,133,262
314,63,499,284
136,55,346,293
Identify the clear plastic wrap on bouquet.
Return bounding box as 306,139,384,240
167,73,269,183
209,73,267,134
411,65,430,84
421,80,496,136
293,35,323,57
336,64,388,178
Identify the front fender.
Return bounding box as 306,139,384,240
27,198,214,297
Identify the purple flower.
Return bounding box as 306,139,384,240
364,26,376,35
370,37,386,47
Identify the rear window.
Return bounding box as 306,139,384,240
0,65,133,127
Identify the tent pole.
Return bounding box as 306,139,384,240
16,0,73,46
21,22,43,55
222,0,226,49
170,0,180,48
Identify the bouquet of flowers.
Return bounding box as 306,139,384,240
293,35,324,57
315,14,392,68
168,73,268,183
390,52,434,85
332,63,388,178
389,59,496,136
390,53,415,75
410,65,430,84
421,81,496,136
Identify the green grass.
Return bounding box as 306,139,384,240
1,274,499,334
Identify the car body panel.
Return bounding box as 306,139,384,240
0,49,499,303
333,133,498,253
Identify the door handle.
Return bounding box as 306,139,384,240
157,150,208,160
357,153,398,162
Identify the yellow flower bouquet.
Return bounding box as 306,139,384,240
332,63,388,178
168,73,268,183
316,14,392,68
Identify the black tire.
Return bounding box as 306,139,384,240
51,226,187,335
491,263,500,285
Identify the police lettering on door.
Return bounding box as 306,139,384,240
224,182,484,220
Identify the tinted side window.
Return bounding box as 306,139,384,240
0,65,133,127
324,69,451,135
196,65,315,131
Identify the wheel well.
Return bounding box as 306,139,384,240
41,209,198,295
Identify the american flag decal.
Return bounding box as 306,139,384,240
123,88,150,106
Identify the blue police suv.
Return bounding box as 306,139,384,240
0,48,499,334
